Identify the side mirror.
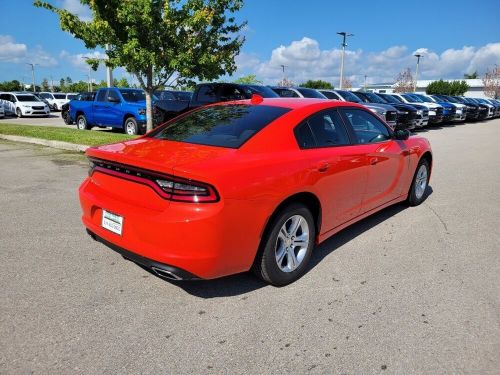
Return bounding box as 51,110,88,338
107,96,120,103
394,129,410,140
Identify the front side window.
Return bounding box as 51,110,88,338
152,104,291,148
96,90,107,102
342,108,390,144
220,86,246,101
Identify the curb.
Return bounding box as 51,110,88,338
0,134,90,152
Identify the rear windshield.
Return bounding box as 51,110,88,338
152,104,291,148
296,88,327,99
119,89,145,102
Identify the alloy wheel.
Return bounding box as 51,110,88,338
275,215,310,272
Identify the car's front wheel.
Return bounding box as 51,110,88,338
16,108,22,118
408,158,430,206
125,117,139,135
253,203,315,286
76,115,89,130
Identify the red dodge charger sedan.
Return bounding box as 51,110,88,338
79,97,432,286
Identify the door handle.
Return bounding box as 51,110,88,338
370,157,378,165
316,162,331,173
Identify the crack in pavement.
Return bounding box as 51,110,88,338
424,203,450,234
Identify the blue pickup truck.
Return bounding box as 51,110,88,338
69,88,149,135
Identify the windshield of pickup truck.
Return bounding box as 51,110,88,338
119,89,146,102
362,92,387,104
379,94,399,104
152,104,291,148
296,88,327,99
402,94,423,102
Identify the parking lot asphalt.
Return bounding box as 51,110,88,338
1,119,499,374
1,113,68,127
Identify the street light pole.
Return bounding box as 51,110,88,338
105,44,113,87
26,63,38,92
280,64,287,85
414,54,423,92
337,32,353,90
82,57,93,92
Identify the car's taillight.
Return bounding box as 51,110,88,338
155,178,218,202
88,157,219,203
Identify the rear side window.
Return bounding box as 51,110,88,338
273,88,300,98
295,110,350,148
341,108,390,144
196,85,218,103
152,104,291,148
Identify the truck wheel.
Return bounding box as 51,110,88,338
76,115,90,130
124,117,139,135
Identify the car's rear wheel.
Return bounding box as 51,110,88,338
253,203,315,286
125,117,139,135
408,159,430,206
76,115,89,130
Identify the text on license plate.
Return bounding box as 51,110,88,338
102,210,123,235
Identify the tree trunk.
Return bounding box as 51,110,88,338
145,90,153,132
145,68,154,132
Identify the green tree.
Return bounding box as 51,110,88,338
463,71,478,79
233,74,262,85
35,0,246,132
59,78,66,92
67,80,90,93
114,77,130,87
0,80,22,91
426,80,469,96
41,78,50,91
299,79,333,89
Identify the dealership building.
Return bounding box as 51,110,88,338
366,79,488,98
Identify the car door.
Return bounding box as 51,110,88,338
92,89,108,125
340,108,409,213
103,89,123,127
294,109,367,232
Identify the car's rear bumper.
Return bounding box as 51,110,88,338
79,175,265,279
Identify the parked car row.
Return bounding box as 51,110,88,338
0,91,80,118
269,87,500,129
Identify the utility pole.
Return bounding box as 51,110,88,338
337,32,353,90
50,75,54,92
414,53,423,92
105,44,113,87
26,63,38,92
280,64,287,86
82,57,93,92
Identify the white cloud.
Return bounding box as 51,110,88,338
0,35,57,67
60,50,107,71
59,0,92,21
0,35,27,62
234,37,500,86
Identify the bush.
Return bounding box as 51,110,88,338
426,80,469,96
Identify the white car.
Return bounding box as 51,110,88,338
389,93,444,125
0,92,50,117
0,104,4,118
39,92,73,111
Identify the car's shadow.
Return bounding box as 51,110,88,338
145,187,433,298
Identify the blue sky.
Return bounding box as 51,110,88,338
1,0,499,87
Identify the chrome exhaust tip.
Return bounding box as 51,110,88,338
152,267,183,281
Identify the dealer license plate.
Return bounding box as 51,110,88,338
101,210,123,235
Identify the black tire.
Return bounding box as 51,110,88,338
124,117,139,135
407,158,430,206
16,108,23,118
76,115,90,130
253,203,316,286
62,112,72,125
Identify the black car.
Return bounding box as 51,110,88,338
155,90,193,101
353,91,417,131
460,97,488,120
378,93,429,129
62,92,96,125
